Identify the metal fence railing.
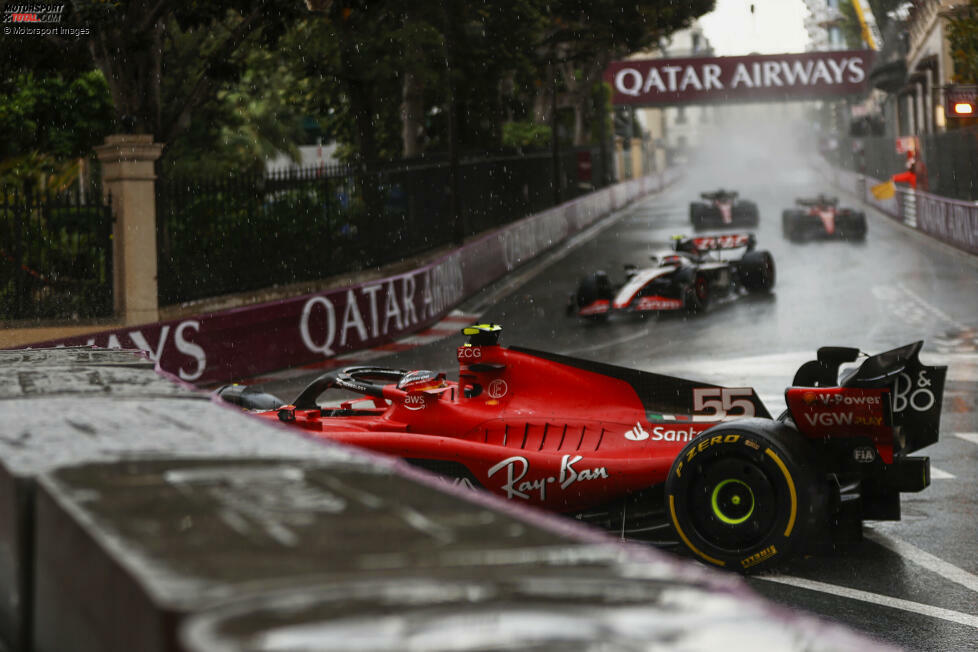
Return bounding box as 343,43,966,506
828,126,978,202
0,186,114,322
156,147,609,306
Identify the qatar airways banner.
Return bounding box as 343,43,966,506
24,171,678,385
606,50,875,106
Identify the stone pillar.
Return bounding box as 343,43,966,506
94,135,164,326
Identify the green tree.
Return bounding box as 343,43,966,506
541,1,714,146
948,0,978,84
0,70,115,190
2,1,307,174
0,70,114,161
159,20,309,177
838,1,865,49
46,0,304,162
301,0,713,160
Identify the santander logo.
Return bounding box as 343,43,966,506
625,422,650,441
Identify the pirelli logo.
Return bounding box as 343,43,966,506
741,545,778,569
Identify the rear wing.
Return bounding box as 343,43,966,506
791,342,946,455
674,233,756,254
796,195,838,207
700,190,738,201
842,341,946,454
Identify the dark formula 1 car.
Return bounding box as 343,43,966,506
219,324,946,572
567,233,775,320
782,194,867,242
690,189,759,231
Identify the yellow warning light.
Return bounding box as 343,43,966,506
953,102,974,115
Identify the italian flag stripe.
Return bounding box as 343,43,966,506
650,412,692,421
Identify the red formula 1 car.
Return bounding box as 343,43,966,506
690,189,759,231
782,195,867,242
219,325,945,572
567,234,775,321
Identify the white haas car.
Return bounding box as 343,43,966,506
567,233,775,321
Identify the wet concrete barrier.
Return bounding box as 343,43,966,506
20,172,680,386
0,347,896,651
0,347,362,651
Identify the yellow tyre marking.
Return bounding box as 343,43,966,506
668,494,725,567
764,448,797,537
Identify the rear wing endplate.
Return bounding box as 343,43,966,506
793,342,947,454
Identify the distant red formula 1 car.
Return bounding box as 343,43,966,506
219,325,945,572
782,195,867,242
567,233,774,321
690,189,759,231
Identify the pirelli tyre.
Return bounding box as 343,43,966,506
574,272,613,321
737,250,775,292
678,270,709,313
665,419,820,572
840,211,867,241
734,201,759,227
782,210,803,241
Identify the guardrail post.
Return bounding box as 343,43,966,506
94,135,165,326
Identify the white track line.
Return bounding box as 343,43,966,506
956,433,978,446
896,282,969,331
930,466,955,479
757,575,978,629
865,531,978,595
563,326,655,355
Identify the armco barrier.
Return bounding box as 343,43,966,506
816,159,978,256
21,171,679,385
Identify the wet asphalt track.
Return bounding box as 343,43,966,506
262,118,978,651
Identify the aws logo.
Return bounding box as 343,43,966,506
403,394,426,411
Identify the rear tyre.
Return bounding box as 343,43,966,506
738,250,776,292
682,274,710,313
783,213,803,242
849,212,867,241
736,201,760,227
665,419,820,572
690,204,706,231
574,272,613,322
